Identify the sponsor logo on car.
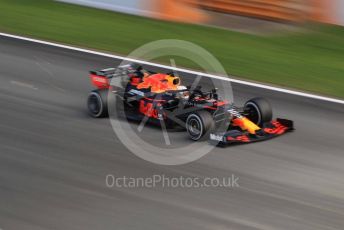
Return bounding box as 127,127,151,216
128,89,145,96
210,133,224,142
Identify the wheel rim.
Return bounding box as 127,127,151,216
186,115,203,140
189,119,201,135
245,103,261,125
88,94,101,115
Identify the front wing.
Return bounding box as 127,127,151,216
210,118,294,145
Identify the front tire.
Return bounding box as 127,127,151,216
87,89,109,118
244,97,272,126
186,110,214,141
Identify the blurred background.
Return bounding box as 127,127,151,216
58,0,344,27
1,0,343,98
51,0,343,98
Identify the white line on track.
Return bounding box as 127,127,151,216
10,80,38,90
1,32,343,105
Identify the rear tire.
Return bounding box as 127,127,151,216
244,97,272,126
186,110,214,141
87,89,109,118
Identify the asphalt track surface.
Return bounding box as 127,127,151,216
0,36,343,230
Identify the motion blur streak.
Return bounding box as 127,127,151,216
0,36,344,230
57,0,344,26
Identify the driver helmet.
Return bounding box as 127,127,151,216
177,86,189,99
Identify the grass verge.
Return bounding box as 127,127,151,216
0,0,343,98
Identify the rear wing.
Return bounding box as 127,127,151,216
89,64,135,89
90,68,116,77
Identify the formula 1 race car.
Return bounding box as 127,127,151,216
87,63,293,145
